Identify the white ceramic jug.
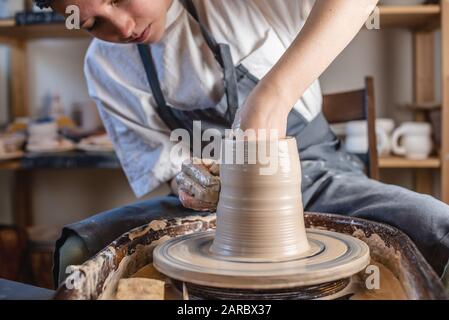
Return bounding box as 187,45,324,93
391,122,433,160
345,119,394,156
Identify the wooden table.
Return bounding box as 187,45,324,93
0,152,121,228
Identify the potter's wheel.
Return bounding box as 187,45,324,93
154,138,370,299
153,229,370,292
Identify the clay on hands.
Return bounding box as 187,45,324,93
176,158,220,212
230,82,289,139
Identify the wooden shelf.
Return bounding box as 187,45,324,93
379,156,441,169
0,19,14,28
379,5,441,30
0,160,21,170
0,19,89,42
0,151,120,170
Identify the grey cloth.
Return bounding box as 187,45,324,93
307,173,449,275
295,118,449,275
300,135,449,276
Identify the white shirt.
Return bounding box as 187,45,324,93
84,0,322,197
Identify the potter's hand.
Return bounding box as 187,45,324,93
232,80,289,139
232,0,378,138
176,158,220,212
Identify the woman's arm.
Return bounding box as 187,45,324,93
235,0,379,137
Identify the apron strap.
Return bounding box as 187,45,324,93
181,0,220,66
180,0,239,119
137,0,239,129
137,45,185,130
219,43,239,122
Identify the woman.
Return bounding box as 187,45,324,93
37,0,449,289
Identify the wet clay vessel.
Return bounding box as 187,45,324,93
153,138,370,290
211,138,309,261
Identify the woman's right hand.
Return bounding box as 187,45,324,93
175,158,221,212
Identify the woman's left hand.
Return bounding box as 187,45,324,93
232,80,290,139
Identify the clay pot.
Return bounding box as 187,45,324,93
210,137,310,261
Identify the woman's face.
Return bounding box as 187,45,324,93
52,0,173,44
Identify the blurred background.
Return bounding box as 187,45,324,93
0,0,447,289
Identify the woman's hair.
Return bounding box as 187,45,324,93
35,0,53,9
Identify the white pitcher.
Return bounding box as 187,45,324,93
345,119,394,156
391,122,433,160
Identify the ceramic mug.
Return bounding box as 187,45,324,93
391,122,433,160
345,119,394,156
375,118,395,156
0,139,5,155
2,134,26,153
378,0,424,5
28,121,58,145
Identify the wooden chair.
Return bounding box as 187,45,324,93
0,225,27,282
322,77,379,180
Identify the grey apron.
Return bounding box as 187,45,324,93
54,0,449,285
